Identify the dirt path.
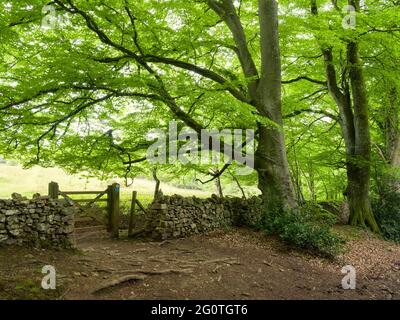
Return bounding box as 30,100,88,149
0,227,399,300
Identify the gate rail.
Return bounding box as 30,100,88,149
48,181,120,238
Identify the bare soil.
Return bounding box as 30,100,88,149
0,226,399,300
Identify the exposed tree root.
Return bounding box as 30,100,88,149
201,258,240,265
114,268,193,275
349,197,380,233
91,274,146,294
92,267,115,274
179,264,198,268
91,268,193,294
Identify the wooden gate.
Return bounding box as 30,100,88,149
48,181,120,238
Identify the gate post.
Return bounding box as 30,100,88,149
107,183,120,238
48,182,59,199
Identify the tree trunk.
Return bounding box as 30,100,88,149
208,0,297,213
347,163,378,231
384,86,400,192
256,126,297,212
230,172,246,199
152,168,161,200
291,147,305,203
213,169,224,198
346,40,379,232
316,0,379,232
255,0,297,213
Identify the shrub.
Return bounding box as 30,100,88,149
372,189,400,243
258,204,344,258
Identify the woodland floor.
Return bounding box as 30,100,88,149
0,226,399,300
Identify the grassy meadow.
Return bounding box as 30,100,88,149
0,163,212,208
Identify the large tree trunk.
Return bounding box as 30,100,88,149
316,0,379,232
346,41,379,232
208,0,297,213
346,162,378,230
255,0,297,212
256,126,297,212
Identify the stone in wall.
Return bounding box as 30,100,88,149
0,195,75,248
144,194,264,240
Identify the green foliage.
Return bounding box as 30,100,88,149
372,189,400,243
259,204,344,258
1,1,400,236
300,202,338,225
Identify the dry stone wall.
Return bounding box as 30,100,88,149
0,196,75,248
144,195,264,240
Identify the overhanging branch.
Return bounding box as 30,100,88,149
282,76,327,86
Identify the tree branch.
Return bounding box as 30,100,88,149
142,54,251,104
207,0,259,93
196,163,231,184
323,48,346,106
282,76,327,86
284,108,338,120
35,93,114,161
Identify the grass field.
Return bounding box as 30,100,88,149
0,164,211,208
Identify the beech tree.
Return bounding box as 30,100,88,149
311,0,379,231
1,0,400,234
277,0,400,231
0,0,296,214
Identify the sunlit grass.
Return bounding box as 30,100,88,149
0,164,211,203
